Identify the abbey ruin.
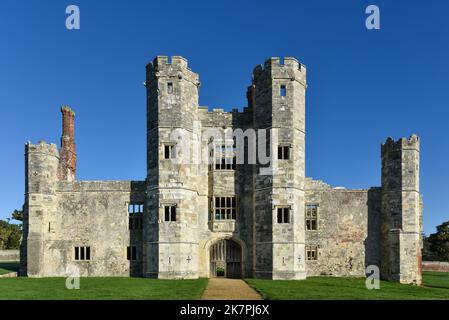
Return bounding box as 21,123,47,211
20,56,423,284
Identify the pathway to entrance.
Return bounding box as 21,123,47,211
201,278,263,300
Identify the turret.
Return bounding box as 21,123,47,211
252,57,307,280
22,141,60,276
144,56,202,279
381,134,422,284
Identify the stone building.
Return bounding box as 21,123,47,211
20,56,423,284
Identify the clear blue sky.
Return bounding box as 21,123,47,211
0,0,447,235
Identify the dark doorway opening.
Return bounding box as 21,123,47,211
210,239,242,278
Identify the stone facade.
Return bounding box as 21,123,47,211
20,56,423,284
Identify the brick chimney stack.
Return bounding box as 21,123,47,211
58,106,76,181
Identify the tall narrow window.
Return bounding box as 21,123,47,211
213,196,236,220
167,82,173,94
277,207,290,223
129,203,144,230
164,205,177,222
280,85,286,97
74,246,91,261
306,245,318,261
278,146,290,160
163,145,174,159
306,204,318,231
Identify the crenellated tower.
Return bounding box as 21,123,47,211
144,56,204,279
252,57,307,279
21,141,60,276
381,134,422,284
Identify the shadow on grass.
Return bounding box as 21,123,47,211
0,261,19,275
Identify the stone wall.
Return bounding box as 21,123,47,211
422,261,449,272
21,56,423,283
304,179,381,277
23,179,145,277
0,250,19,261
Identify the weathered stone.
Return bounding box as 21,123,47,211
20,56,422,284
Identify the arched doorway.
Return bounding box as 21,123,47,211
210,239,242,278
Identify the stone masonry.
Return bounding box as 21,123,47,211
20,56,423,284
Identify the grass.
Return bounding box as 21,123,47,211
0,276,208,300
0,261,19,275
0,267,447,300
246,272,449,300
422,272,449,289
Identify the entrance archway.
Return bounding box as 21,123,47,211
209,239,242,278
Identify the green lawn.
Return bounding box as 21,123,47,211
423,272,449,289
0,262,19,275
0,277,208,300
246,272,449,300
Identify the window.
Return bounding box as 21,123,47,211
127,246,137,261
277,207,290,223
164,205,177,222
163,144,175,159
129,203,144,230
214,197,236,220
278,146,290,160
74,246,91,261
280,85,286,97
306,204,318,231
215,144,236,170
167,82,173,94
306,245,318,261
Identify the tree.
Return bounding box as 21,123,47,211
426,221,449,262
0,210,23,250
423,236,438,261
11,209,23,222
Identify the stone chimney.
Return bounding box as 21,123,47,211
58,106,76,181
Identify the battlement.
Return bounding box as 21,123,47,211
146,55,199,86
253,56,306,81
382,134,420,154
151,55,189,69
25,141,59,158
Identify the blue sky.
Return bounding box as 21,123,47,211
0,0,447,235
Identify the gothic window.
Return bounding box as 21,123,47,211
167,82,173,94
306,204,318,231
164,205,177,222
278,145,290,160
213,197,236,220
129,203,143,230
306,245,318,261
280,85,286,97
74,246,91,261
127,246,137,261
277,207,290,223
163,144,175,159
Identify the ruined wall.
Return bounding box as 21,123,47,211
304,179,382,277
21,56,423,283
422,261,449,272
25,178,145,277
